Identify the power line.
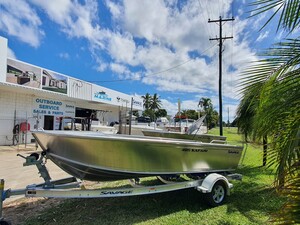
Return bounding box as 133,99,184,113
88,42,218,83
197,0,213,39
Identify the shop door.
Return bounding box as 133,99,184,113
44,115,54,130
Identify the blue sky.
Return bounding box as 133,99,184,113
0,0,287,121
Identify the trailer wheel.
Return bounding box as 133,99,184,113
205,180,227,207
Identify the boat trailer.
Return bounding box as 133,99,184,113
0,153,242,225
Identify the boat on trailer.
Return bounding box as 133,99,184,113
0,130,244,223
32,130,243,181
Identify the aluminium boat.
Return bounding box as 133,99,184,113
32,130,243,182
142,115,225,143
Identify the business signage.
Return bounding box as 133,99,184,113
42,69,68,94
116,96,130,105
6,58,42,88
33,98,75,117
6,59,69,95
132,98,143,108
92,85,126,106
91,85,143,110
94,91,112,101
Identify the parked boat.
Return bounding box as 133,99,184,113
114,116,163,135
142,115,223,143
114,124,163,135
90,120,117,134
32,130,243,182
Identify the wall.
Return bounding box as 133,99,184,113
0,37,7,82
69,78,92,100
0,89,34,145
0,88,123,145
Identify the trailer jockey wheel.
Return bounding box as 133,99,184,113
0,220,12,225
205,180,227,207
30,153,39,161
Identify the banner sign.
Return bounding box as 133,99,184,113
33,98,75,117
6,58,42,88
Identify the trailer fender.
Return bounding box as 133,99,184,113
196,173,233,195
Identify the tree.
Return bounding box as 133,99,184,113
142,93,163,121
142,109,155,121
142,93,152,110
150,93,162,110
237,1,300,223
155,109,167,118
132,111,139,118
198,97,217,129
198,97,212,111
180,109,198,120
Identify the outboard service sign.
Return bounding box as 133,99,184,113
33,98,75,117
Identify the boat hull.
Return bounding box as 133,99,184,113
32,131,243,181
142,130,226,143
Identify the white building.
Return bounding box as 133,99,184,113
0,37,143,145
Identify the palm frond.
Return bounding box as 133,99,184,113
271,164,300,224
249,0,300,32
239,38,300,182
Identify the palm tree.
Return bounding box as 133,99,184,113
150,93,162,111
142,93,152,110
142,93,162,121
199,97,213,129
237,0,300,223
198,97,212,111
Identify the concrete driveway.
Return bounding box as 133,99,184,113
0,144,70,203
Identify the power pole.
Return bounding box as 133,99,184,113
208,16,234,136
227,107,230,128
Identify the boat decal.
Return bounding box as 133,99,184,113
100,190,133,195
228,150,240,154
182,148,208,153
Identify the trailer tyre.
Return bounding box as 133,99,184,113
205,180,227,207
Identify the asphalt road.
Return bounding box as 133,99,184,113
0,144,69,203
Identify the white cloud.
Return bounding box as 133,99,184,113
7,47,16,59
160,98,179,116
96,62,108,72
29,0,99,40
59,52,70,59
106,0,122,20
257,30,269,42
0,0,43,47
123,0,169,42
108,32,137,65
110,63,126,74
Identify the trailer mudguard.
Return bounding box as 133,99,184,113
196,173,233,195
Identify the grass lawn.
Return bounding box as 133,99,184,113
10,128,285,225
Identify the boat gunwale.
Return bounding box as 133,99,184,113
142,130,227,138
32,130,243,150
